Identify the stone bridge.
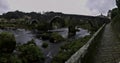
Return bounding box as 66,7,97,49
0,13,110,29
48,14,110,29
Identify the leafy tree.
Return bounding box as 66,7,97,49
2,10,25,19
111,8,118,19
36,22,50,32
49,32,64,43
18,40,44,63
116,0,120,10
0,32,16,53
42,42,48,48
111,0,120,38
0,53,22,63
68,25,76,37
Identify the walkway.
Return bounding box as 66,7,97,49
86,23,120,63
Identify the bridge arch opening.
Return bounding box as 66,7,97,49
50,16,65,29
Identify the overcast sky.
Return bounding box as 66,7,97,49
0,0,117,16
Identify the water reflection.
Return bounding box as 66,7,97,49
49,28,90,38
0,29,43,45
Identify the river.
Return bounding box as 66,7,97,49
0,27,90,63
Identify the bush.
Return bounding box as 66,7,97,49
42,42,48,48
68,25,76,37
51,35,91,63
41,33,50,40
49,33,64,43
0,53,22,63
36,22,50,32
36,34,41,38
0,32,16,53
27,39,36,45
17,40,45,63
9,55,22,63
111,8,118,19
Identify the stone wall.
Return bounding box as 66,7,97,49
65,24,106,63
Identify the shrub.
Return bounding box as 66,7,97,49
27,39,36,45
36,22,50,32
49,33,64,43
68,25,76,37
36,34,41,38
42,42,48,48
17,40,45,63
0,53,22,63
0,32,16,53
51,35,91,63
41,33,50,40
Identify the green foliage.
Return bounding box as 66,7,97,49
36,22,50,32
0,39,44,63
2,11,24,20
68,25,76,37
0,53,22,63
9,55,22,63
111,8,119,19
52,35,91,63
64,18,69,27
116,0,120,10
41,33,50,40
50,32,64,43
17,40,45,63
111,0,120,38
111,15,120,37
42,42,48,48
0,32,16,53
26,39,36,45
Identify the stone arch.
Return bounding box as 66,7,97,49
29,19,38,25
50,16,65,29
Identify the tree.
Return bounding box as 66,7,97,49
2,10,25,19
111,0,120,38
0,32,16,53
116,0,120,16
18,40,44,63
36,22,50,32
116,0,120,10
111,8,118,19
49,32,64,43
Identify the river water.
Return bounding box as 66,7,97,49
0,29,43,45
0,28,90,63
48,28,90,39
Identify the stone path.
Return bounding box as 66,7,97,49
86,23,120,63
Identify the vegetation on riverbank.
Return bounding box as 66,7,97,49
49,32,65,43
0,32,44,63
17,40,44,63
0,32,16,53
51,35,91,63
0,10,106,63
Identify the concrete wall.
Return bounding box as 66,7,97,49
65,24,106,63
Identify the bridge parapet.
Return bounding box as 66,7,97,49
65,24,106,63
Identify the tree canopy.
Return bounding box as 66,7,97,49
0,32,16,53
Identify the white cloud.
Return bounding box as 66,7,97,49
6,0,92,15
86,0,116,15
0,0,9,15
0,0,116,16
